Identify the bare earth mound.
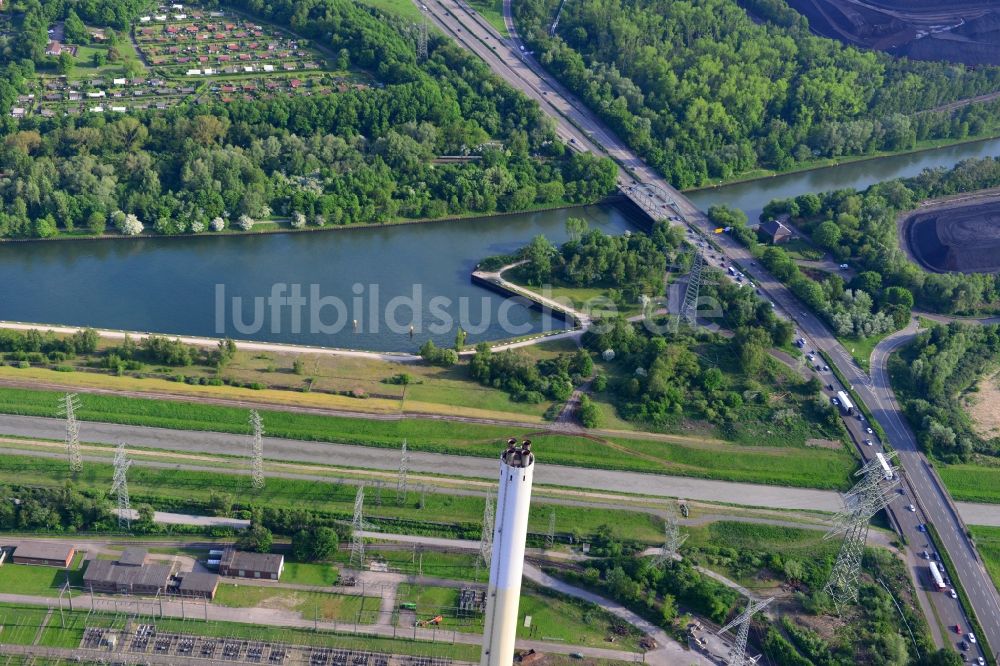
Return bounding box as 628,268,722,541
902,197,1000,274
781,0,1000,66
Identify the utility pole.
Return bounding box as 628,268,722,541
717,595,773,666
110,442,132,532
396,440,409,505
57,393,83,473
350,486,365,567
824,452,900,609
249,409,264,490
653,512,688,567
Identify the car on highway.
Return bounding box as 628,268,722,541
959,641,968,651
978,657,986,665
950,588,958,599
832,397,840,406
954,625,963,635
917,524,926,532
968,632,976,644
907,504,916,512
864,439,873,446
866,427,874,434
839,263,849,269
822,365,829,371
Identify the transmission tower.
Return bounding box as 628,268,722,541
416,17,428,60
477,489,495,575
396,439,409,505
249,409,264,490
350,485,366,567
717,595,774,666
545,510,556,550
653,513,688,567
57,393,83,473
824,452,900,609
680,252,704,327
110,442,132,532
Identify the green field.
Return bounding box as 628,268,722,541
516,584,641,651
0,604,52,645
0,386,856,489
937,464,1000,503
971,525,1000,594
214,585,380,623
282,562,340,586
0,562,83,597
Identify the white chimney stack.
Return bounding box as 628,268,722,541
480,439,535,666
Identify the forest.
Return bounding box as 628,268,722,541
757,157,1000,317
0,0,616,238
891,322,1000,462
513,0,1000,187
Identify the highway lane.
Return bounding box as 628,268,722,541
420,0,1000,656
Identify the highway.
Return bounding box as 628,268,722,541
417,0,1000,658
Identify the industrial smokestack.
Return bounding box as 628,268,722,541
480,439,535,666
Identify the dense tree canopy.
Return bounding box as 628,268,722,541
514,0,1000,187
892,322,1000,462
0,0,616,238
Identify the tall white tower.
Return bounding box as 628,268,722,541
481,439,535,666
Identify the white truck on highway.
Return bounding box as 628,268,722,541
836,390,854,415
929,561,946,590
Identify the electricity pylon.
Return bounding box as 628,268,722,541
396,439,409,505
545,509,556,550
249,410,264,490
57,393,83,473
680,252,704,327
653,512,688,567
476,489,495,579
717,595,773,666
416,18,428,60
110,442,132,532
824,452,900,609
350,486,366,567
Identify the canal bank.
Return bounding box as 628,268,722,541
2,137,1000,353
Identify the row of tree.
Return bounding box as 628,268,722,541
513,0,1000,186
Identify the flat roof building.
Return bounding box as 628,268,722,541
218,548,283,580
83,558,173,596
12,542,75,568
176,572,220,599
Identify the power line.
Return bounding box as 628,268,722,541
57,393,82,474
545,510,556,550
249,409,264,490
824,452,900,609
110,442,132,532
717,595,773,666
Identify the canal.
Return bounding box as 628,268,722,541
2,138,999,352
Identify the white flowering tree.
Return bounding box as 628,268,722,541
190,220,205,233
237,215,254,231
116,212,144,236
313,214,326,227
210,217,226,232
291,212,307,229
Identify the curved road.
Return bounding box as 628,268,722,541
418,0,1000,657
